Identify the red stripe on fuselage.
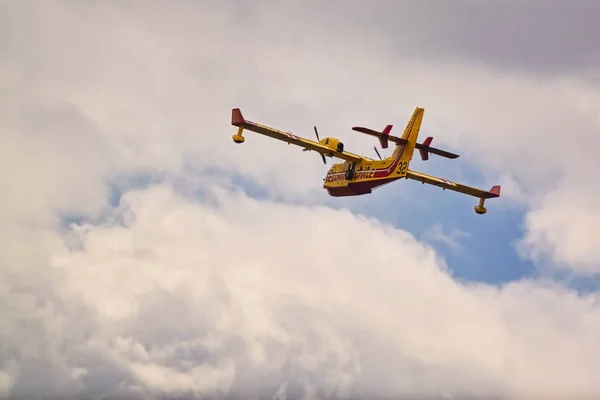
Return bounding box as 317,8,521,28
373,145,404,178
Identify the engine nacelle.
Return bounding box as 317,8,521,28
320,137,344,153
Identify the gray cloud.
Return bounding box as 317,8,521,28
353,0,600,76
188,0,600,77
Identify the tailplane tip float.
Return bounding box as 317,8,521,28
230,107,500,214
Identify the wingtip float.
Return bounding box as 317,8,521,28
230,107,500,215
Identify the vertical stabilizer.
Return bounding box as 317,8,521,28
399,107,424,162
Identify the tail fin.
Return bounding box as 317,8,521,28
379,124,393,148
398,107,424,161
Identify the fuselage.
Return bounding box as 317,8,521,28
323,146,408,197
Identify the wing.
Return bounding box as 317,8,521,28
232,108,364,162
406,169,501,199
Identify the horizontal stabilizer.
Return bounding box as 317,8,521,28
352,125,393,149
352,126,384,136
352,126,459,159
415,140,459,159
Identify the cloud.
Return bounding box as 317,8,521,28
3,0,600,398
3,183,600,399
366,0,600,76
421,224,471,253
519,182,600,274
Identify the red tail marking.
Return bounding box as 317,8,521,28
380,125,393,149
232,108,245,126
489,185,501,196
418,136,434,160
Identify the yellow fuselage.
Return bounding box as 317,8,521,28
323,145,409,197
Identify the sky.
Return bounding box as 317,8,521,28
2,0,600,399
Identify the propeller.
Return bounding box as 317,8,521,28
303,125,327,164
373,146,382,160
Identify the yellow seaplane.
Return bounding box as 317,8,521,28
230,107,500,214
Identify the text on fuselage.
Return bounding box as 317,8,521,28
325,170,374,183
354,171,374,180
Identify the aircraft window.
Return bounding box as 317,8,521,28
325,138,329,145
366,165,371,170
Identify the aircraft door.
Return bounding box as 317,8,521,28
345,162,356,180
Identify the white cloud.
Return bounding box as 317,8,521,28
3,183,600,399
421,224,471,252
519,182,600,274
3,1,600,398
13,0,595,272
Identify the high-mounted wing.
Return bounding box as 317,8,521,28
352,126,459,160
232,108,364,163
406,169,501,199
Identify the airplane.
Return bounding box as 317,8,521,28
230,106,500,214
